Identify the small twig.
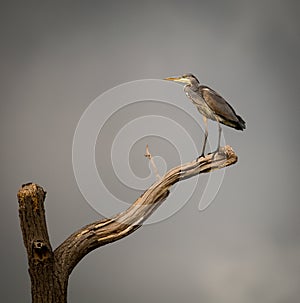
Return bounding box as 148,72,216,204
144,144,161,180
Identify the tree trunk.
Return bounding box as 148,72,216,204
18,184,67,303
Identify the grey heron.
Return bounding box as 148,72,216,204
164,73,246,158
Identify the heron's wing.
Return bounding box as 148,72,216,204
200,86,240,123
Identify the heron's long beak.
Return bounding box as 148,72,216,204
164,76,190,84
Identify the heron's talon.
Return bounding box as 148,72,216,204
211,152,217,161
196,153,205,161
209,149,220,160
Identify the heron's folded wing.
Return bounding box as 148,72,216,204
200,86,240,123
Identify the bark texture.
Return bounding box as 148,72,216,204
18,145,237,303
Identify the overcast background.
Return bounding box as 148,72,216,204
1,1,300,302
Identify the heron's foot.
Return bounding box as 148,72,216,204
210,148,221,160
210,147,227,160
196,153,205,161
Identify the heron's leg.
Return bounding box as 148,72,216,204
197,116,208,160
217,122,222,151
211,120,222,159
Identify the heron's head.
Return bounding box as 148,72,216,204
164,73,199,85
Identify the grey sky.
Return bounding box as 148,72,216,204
1,1,300,302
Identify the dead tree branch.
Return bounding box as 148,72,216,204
17,145,237,303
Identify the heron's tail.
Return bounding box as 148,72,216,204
235,115,246,130
219,114,246,130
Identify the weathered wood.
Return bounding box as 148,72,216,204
17,145,237,303
18,184,66,303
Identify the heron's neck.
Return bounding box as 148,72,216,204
186,83,199,92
